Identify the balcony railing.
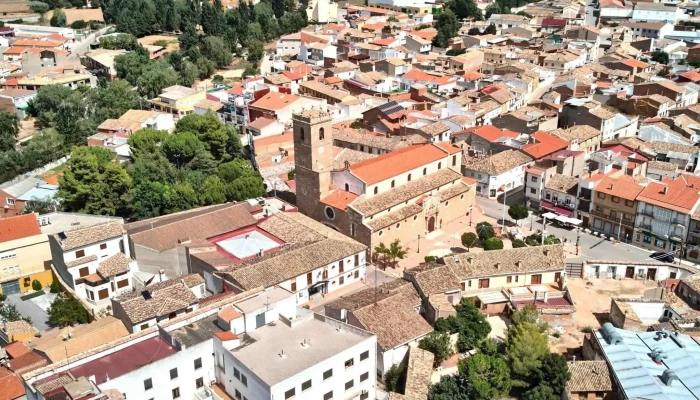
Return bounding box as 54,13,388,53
638,223,652,231
640,209,654,217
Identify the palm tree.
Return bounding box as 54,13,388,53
375,239,407,269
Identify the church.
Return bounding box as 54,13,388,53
293,108,476,251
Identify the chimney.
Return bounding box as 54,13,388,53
279,349,287,358
663,186,668,195
467,257,473,264
495,262,501,270
516,260,523,268
301,338,311,348
544,249,550,256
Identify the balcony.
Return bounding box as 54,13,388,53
194,386,225,400
640,209,654,217
638,223,652,231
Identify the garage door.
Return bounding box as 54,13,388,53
1,279,20,295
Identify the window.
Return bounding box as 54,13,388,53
339,276,345,285
325,207,335,219
545,192,551,200
319,127,325,140
324,392,333,400
0,251,16,260
323,368,333,380
339,260,344,273
625,199,634,207
515,275,519,282
302,379,312,391
391,180,395,188
140,323,149,330
78,267,89,277
76,249,85,258
452,155,457,166
241,374,247,387
423,167,427,175
235,390,241,400
345,183,349,191
285,388,295,399
360,350,369,361
396,222,401,228
655,238,666,248
531,176,538,182
291,281,297,292
172,388,180,399
360,372,369,382
194,357,202,370
345,379,354,391
355,254,359,266
170,368,178,380
86,289,94,300
597,192,606,199
117,279,129,288
530,188,536,194
100,243,107,250
507,276,512,283
438,162,442,169
345,358,354,369
374,187,378,195
612,196,620,203
350,223,355,237
196,377,204,388
144,378,153,391
6,198,14,205
407,173,412,182
300,128,305,140
98,289,108,300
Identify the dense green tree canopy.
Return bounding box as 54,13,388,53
459,354,512,400
0,109,19,152
419,332,454,366
47,294,89,327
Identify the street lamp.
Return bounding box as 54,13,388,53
469,205,473,227
417,234,421,254
576,228,581,256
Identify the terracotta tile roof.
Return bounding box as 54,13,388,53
333,147,376,170
0,214,42,243
366,203,423,231
54,221,124,251
215,331,238,341
545,173,579,194
404,262,461,297
457,125,519,142
326,280,431,350
3,320,37,338
462,150,533,176
129,203,257,252
647,160,678,172
96,252,131,278
521,131,569,159
434,142,462,154
349,143,451,185
217,306,241,322
29,316,129,363
681,70,700,82
595,176,644,201
13,39,62,48
419,121,450,136
321,190,359,211
567,361,613,393
550,125,600,142
351,168,462,216
4,342,30,358
113,274,202,324
333,127,427,151
637,175,700,214
216,212,366,290
0,373,25,400
5,351,47,374
250,92,300,111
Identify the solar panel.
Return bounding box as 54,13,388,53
383,105,404,115
377,101,399,111
58,232,67,240
141,290,152,300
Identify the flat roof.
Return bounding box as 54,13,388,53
39,212,123,235
234,286,292,314
217,230,281,259
230,313,372,387
170,314,224,347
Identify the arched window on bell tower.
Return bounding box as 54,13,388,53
300,127,305,141
319,127,325,140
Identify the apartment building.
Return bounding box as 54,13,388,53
462,150,533,199
590,176,644,241
0,214,52,296
214,311,377,400
50,221,137,307
541,174,579,218
151,85,207,119
633,175,700,255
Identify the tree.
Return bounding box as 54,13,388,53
31,84,75,128
484,3,501,19
419,331,454,366
0,304,25,322
58,147,132,216
71,20,88,29
651,50,669,65
374,239,407,268
429,376,470,400
543,235,561,245
477,337,499,356
287,168,295,180
483,237,504,250
136,60,179,98
200,175,227,205
535,353,571,394
506,322,550,385
114,52,150,85
50,280,61,293
458,354,512,400
88,80,148,122
47,293,89,327
22,196,58,214
0,109,19,152
468,27,481,35
454,299,491,352
512,304,542,328
384,363,406,392
162,132,204,167
512,239,527,248
476,221,495,240
30,1,49,15
523,384,559,400
508,203,529,225
212,74,225,84
201,36,233,67
248,40,264,62
99,34,142,51
658,67,671,77
448,0,483,20
433,9,459,48
484,23,497,34
50,8,66,27
32,279,43,291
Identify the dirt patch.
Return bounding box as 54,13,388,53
547,278,658,355
138,34,179,53
18,118,37,141
46,8,104,24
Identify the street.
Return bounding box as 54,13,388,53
476,191,660,264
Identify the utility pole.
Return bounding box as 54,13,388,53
501,188,508,233
541,215,548,246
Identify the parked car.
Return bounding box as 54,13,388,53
650,251,674,263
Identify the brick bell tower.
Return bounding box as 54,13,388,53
293,109,334,221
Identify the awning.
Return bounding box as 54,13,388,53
541,202,573,217
542,212,558,220
477,291,509,304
